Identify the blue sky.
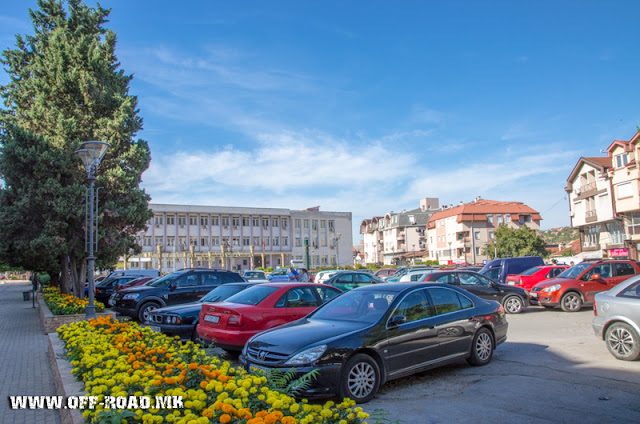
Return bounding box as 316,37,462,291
2,1,639,241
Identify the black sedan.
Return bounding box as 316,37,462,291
421,270,529,314
240,282,508,403
323,271,386,291
146,282,259,341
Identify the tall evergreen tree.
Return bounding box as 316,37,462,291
0,0,152,294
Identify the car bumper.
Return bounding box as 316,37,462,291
529,291,560,306
112,306,137,318
196,326,257,350
239,355,342,398
148,323,196,340
591,319,605,339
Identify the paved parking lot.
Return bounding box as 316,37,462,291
363,306,640,423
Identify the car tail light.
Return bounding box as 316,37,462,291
227,315,243,326
95,288,101,294
593,299,597,316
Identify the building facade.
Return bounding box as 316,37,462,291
360,198,440,266
126,204,352,272
425,198,542,265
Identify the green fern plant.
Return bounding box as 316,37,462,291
260,368,320,397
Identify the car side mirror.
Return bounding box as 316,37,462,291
388,315,406,328
590,274,601,280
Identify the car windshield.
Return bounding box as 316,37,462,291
147,271,189,287
225,286,279,306
243,272,265,280
201,285,247,303
270,269,288,276
311,289,398,323
557,263,591,279
478,267,500,281
520,267,541,276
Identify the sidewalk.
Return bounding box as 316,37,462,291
0,281,60,424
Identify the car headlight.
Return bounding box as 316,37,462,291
123,293,140,300
543,284,561,293
284,345,327,366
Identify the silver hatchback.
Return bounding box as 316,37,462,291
592,276,640,361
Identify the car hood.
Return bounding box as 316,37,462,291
532,277,570,289
154,302,202,315
248,319,366,354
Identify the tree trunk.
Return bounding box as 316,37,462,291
78,259,86,300
59,254,71,294
70,256,83,300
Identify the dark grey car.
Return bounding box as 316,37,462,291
592,276,640,361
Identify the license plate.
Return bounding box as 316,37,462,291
248,363,269,373
149,325,161,332
204,315,220,324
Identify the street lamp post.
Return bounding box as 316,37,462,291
74,140,110,320
412,244,415,265
494,239,498,259
334,233,342,269
448,241,452,264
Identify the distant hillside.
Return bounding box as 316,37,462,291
539,227,579,244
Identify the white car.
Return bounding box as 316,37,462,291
398,269,435,283
314,269,344,284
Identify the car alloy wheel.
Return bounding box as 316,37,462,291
503,296,523,314
339,354,380,403
605,322,640,361
560,292,582,312
467,328,494,366
138,302,160,322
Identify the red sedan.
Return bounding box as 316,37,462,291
196,282,342,351
505,265,568,292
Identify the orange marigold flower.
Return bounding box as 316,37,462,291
219,414,232,424
200,381,208,389
221,404,235,414
165,377,177,385
282,417,296,424
202,408,214,418
256,411,268,418
188,363,198,370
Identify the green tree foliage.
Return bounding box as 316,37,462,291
539,227,579,244
483,224,548,259
0,0,152,294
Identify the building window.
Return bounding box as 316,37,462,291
243,237,250,246
476,247,481,256
629,212,640,236
263,218,269,228
295,219,301,228
233,238,240,246
497,215,502,224
282,219,288,229
143,237,152,247
474,231,480,240
178,216,186,226
615,153,629,168
489,231,494,240
189,236,197,246
618,182,633,199
295,238,302,247
167,236,175,247
189,215,197,226
222,217,230,227
321,237,326,247
606,222,623,245
584,225,600,248
282,237,288,246
212,216,219,226
264,238,270,246
273,238,279,246
178,237,187,249
252,217,259,227
201,216,208,226
200,237,208,247
154,216,163,226
328,220,335,231
233,217,240,227
243,217,250,226
505,214,511,222
320,220,326,228
212,237,220,246
304,220,309,228
487,215,493,224
166,216,175,225
272,218,279,227
312,220,318,230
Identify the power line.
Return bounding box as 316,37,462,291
542,195,568,216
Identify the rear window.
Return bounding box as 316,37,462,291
225,286,279,306
520,267,542,276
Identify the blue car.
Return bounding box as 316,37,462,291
267,268,292,282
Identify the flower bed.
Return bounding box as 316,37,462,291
42,287,105,315
58,317,369,424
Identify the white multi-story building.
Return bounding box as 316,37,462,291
126,204,352,272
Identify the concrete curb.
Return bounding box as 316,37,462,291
38,294,115,334
47,333,85,424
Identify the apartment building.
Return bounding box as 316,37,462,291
566,131,640,260
126,204,352,272
360,198,440,266
425,198,542,265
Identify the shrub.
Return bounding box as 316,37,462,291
43,287,104,315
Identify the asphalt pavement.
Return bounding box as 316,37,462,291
364,306,640,423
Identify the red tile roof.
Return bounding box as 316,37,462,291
584,156,612,168
427,199,541,227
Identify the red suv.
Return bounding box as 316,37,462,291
505,265,568,293
529,260,640,312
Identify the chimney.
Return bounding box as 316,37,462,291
459,201,464,205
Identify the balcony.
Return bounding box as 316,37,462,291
585,210,598,223
575,182,598,199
